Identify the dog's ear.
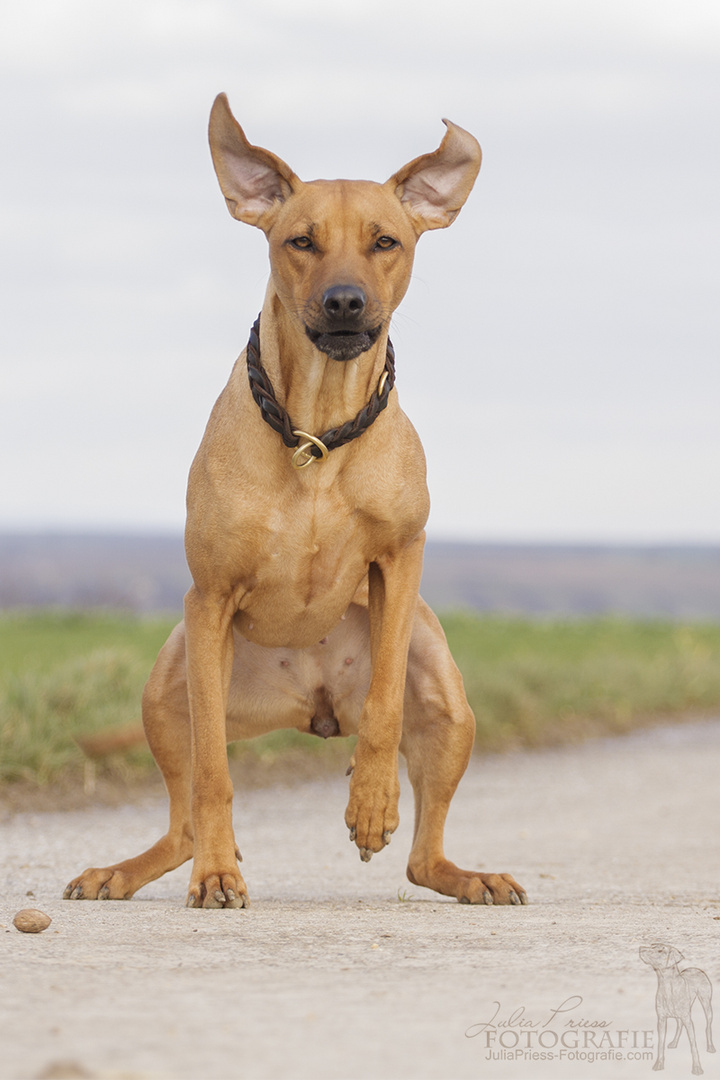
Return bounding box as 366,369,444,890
388,120,482,233
209,93,299,231
665,947,684,967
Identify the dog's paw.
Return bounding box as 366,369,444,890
185,869,249,909
345,765,400,859
407,861,528,906
456,873,528,906
63,867,135,901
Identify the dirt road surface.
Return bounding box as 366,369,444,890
2,720,720,1080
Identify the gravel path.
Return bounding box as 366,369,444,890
2,720,720,1080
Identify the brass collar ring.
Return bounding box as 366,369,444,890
291,431,329,470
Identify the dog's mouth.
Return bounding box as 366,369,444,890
305,324,382,362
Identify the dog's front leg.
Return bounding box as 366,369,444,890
345,533,425,860
184,585,248,908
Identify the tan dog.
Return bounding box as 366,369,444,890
64,95,527,910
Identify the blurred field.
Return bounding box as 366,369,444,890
3,535,720,617
2,610,720,788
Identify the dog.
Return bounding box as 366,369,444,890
64,94,527,910
640,943,715,1075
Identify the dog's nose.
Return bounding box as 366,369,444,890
322,285,366,323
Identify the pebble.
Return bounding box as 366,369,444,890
13,908,52,934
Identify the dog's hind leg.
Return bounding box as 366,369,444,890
697,978,716,1054
401,601,527,905
64,624,195,901
668,1017,683,1049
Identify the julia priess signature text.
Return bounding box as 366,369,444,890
465,996,653,1052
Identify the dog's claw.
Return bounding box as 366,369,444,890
186,886,248,909
349,827,356,842
509,889,529,905
222,888,248,909
202,889,228,909
70,885,83,900
98,885,110,900
382,830,392,846
458,890,493,905
457,880,527,905
359,847,373,862
212,890,248,909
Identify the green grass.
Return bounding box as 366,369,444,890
443,613,720,750
2,610,720,787
0,612,176,784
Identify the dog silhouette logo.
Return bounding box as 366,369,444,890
640,943,715,1075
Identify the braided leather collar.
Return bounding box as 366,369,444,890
245,316,396,467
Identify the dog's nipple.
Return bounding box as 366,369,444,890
345,657,354,666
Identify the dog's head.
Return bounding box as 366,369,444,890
640,943,684,970
208,94,481,362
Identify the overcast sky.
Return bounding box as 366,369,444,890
1,0,718,541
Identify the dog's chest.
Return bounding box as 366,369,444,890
230,477,418,648
233,515,368,648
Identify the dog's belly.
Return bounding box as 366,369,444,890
226,601,371,741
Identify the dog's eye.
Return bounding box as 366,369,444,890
375,235,399,251
288,236,314,251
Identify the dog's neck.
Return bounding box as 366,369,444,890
257,285,392,439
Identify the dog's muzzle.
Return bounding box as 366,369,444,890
305,284,382,361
